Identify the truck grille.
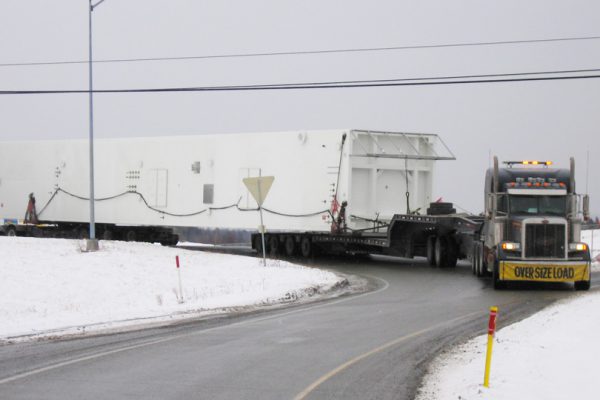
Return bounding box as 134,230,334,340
525,224,565,258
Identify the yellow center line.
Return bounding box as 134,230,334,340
294,310,485,400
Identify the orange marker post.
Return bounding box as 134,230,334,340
483,306,498,388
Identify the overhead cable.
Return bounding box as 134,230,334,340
2,35,600,68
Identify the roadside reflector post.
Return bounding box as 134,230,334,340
175,255,184,304
483,306,498,388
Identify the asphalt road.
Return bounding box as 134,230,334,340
0,253,595,400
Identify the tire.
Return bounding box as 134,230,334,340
102,230,113,240
269,236,280,257
493,261,506,289
434,236,448,268
78,227,89,240
300,236,312,258
284,236,297,257
475,243,485,277
253,235,263,255
125,230,137,242
5,226,17,237
427,202,456,215
575,280,591,291
445,237,458,268
471,243,478,275
426,236,436,267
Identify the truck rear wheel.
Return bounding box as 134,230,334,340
474,243,485,277
6,226,17,237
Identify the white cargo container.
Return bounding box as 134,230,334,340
0,129,453,238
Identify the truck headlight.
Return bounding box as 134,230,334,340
501,242,521,251
569,243,588,251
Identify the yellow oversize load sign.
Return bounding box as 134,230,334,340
500,261,590,282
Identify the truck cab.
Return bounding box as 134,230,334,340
479,158,591,290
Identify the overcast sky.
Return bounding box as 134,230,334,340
1,1,599,216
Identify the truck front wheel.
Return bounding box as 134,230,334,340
493,261,506,290
574,280,591,291
6,226,17,237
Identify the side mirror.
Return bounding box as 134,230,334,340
583,195,590,221
566,195,577,218
486,193,495,219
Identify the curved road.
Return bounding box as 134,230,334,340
0,254,594,399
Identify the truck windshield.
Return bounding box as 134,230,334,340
509,195,566,216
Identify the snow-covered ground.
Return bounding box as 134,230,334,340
418,229,600,400
418,291,600,400
0,237,345,341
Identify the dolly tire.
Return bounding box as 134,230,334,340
300,236,312,258
284,236,296,257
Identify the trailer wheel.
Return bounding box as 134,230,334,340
6,226,17,237
253,235,263,255
575,279,591,291
269,236,280,257
78,227,89,239
284,236,297,257
434,236,448,268
426,236,436,267
102,230,113,240
125,230,137,242
300,236,312,258
445,237,458,268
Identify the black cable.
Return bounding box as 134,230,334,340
2,71,600,95
262,207,331,218
40,187,329,219
2,35,600,68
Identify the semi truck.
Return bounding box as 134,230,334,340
0,129,591,289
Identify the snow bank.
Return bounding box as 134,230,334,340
0,237,344,340
417,291,600,400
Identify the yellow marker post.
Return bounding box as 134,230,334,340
483,306,498,388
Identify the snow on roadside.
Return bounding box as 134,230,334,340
417,291,600,400
0,237,345,340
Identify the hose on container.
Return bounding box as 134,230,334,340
37,187,331,220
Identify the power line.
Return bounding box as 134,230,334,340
2,35,600,68
1,69,599,95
